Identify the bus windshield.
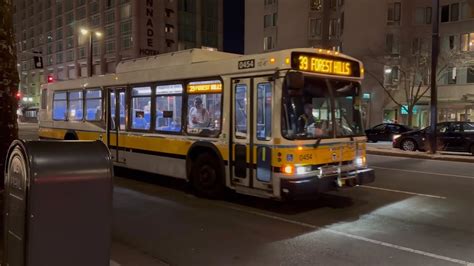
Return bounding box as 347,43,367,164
282,76,364,140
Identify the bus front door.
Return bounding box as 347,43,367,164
107,88,126,164
232,78,273,193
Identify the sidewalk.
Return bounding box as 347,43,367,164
366,142,474,163
0,192,168,266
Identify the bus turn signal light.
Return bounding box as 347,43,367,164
282,165,294,175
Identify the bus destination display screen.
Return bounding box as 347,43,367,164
291,52,361,78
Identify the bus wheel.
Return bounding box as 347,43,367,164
191,153,224,198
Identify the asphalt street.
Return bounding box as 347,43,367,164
112,154,474,266
14,124,474,265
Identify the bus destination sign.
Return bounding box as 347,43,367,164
291,52,361,78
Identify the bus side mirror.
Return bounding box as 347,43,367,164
286,72,304,89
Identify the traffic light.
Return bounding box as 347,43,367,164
33,56,43,69
47,75,54,83
16,92,21,99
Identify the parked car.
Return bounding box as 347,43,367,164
365,123,412,142
393,121,474,155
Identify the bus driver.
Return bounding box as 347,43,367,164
188,97,210,128
298,103,325,137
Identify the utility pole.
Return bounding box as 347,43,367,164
89,32,93,77
430,0,440,154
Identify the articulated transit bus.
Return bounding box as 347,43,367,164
39,48,375,200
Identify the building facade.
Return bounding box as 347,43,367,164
13,0,223,106
245,0,474,127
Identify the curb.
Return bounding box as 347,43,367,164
367,149,474,163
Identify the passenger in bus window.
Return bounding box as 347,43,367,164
156,102,164,128
134,111,147,129
188,97,210,128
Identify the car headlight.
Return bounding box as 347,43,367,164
393,134,401,141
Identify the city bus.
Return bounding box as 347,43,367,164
38,48,375,200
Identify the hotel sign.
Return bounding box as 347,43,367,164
139,0,160,56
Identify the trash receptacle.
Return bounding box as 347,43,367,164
4,140,113,266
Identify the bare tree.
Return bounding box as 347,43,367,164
366,47,469,127
0,0,19,187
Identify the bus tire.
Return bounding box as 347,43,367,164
191,153,224,198
64,132,78,140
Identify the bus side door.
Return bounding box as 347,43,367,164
231,77,273,192
253,78,273,191
232,79,251,187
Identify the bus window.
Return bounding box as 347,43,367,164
85,89,102,121
156,84,183,133
131,86,152,130
235,84,247,138
53,91,67,120
187,94,222,136
186,80,222,136
68,91,83,121
257,83,272,140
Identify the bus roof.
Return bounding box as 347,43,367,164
42,48,364,91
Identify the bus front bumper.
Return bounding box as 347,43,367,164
280,168,375,200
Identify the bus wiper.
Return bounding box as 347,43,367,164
314,138,322,149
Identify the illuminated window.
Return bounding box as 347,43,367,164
461,33,474,52
235,84,248,138
85,89,102,121
257,83,272,140
156,84,183,133
53,92,67,120
186,80,222,137
131,86,152,130
384,66,399,86
68,91,84,121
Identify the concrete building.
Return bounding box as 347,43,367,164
13,0,223,105
245,0,474,127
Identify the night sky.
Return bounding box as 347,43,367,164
223,0,245,54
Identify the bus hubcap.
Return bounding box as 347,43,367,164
198,165,216,187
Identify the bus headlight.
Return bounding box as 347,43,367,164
355,155,367,168
296,166,312,175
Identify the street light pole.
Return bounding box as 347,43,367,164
430,0,440,154
81,28,102,77
88,31,93,77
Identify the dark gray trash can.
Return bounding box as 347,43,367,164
4,140,113,266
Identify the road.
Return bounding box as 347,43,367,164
16,124,474,265
112,155,474,266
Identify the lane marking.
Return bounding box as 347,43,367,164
372,166,474,180
217,204,473,266
359,185,447,200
